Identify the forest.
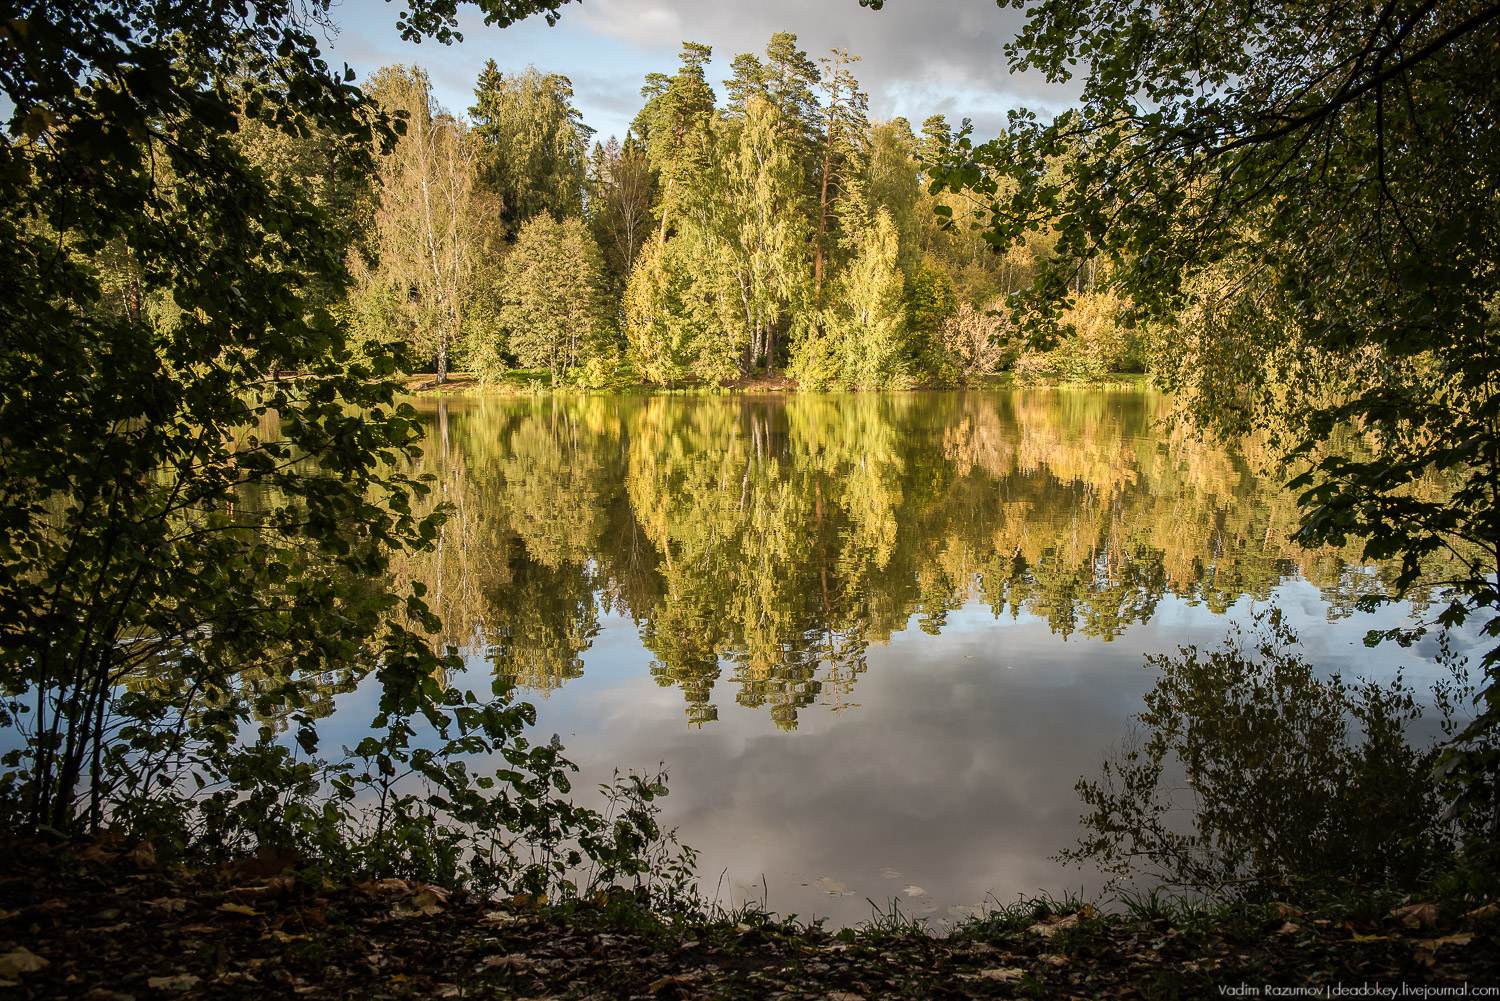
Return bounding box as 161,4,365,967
236,35,1134,391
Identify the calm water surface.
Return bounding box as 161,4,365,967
338,390,1476,926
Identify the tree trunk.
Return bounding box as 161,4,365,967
657,175,675,248
814,143,833,306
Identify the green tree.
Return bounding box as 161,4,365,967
723,97,812,374
358,65,495,383
0,0,665,890
904,257,959,384
497,215,613,384
470,61,594,236
724,33,822,185
632,42,717,249
811,49,870,306
824,210,909,389
864,119,922,276
623,241,694,386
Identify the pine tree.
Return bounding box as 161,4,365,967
632,43,717,249
470,60,594,236
812,49,869,307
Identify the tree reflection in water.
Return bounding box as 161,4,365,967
1063,609,1463,900
390,391,1455,729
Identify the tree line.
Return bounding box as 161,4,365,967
275,35,1142,389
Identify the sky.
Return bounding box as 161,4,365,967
320,0,1082,146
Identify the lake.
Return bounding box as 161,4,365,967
333,389,1480,927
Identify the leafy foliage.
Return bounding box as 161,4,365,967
470,61,594,237
931,0,1500,824
0,0,672,896
493,215,613,384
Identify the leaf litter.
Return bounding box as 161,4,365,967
1,838,1497,999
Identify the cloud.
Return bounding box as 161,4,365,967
572,0,1079,136
326,0,1081,144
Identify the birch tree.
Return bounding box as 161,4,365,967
362,65,491,383
724,97,810,374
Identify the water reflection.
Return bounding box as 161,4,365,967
393,391,1422,726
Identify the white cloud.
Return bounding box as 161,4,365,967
327,0,1082,156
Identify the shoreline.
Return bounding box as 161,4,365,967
397,372,1155,397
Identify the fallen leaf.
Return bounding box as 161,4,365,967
1040,953,1069,966
511,892,547,908
825,993,866,1001
977,967,1026,982
146,974,200,992
1349,932,1389,942
217,902,260,916
0,948,48,978
480,910,516,927
1271,901,1303,919
646,974,698,996
124,842,156,868
902,885,927,897
1416,933,1474,953
1390,903,1439,929
393,886,449,917
1276,921,1302,936
1463,903,1499,923
482,953,533,972
1027,908,1092,938
415,882,451,903
148,897,188,913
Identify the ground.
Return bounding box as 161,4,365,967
3,839,1499,999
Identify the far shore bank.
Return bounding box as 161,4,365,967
398,371,1154,396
